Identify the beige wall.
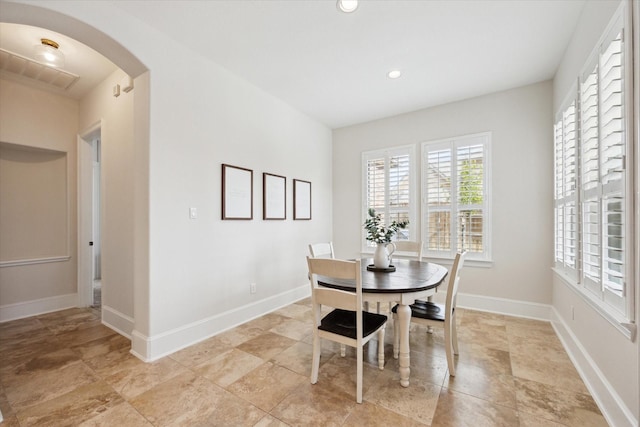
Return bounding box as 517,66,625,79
333,81,554,305
79,68,135,325
0,78,78,309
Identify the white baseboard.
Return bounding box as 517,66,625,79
0,293,78,322
457,292,552,320
130,284,310,362
551,308,638,427
101,305,134,339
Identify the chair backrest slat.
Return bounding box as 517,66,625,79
445,251,467,311
314,288,357,311
393,240,423,261
308,242,335,259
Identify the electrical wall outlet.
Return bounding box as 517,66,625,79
250,283,257,294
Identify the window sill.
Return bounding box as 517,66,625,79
552,268,637,341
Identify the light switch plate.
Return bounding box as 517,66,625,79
189,207,197,219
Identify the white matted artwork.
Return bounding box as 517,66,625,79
263,173,286,220
222,164,253,220
293,179,311,220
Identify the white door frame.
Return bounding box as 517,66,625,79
78,120,103,307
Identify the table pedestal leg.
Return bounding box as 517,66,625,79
397,303,411,387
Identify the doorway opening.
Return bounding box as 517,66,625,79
79,124,102,309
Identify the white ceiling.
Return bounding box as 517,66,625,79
0,22,117,99
1,1,585,129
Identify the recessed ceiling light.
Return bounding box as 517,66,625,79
387,70,402,79
337,0,358,13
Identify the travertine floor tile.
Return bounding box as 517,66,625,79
510,349,589,394
71,333,131,361
226,362,307,412
271,341,332,377
194,348,264,387
102,356,189,400
269,316,312,341
215,323,266,347
270,382,355,426
430,387,519,427
272,303,312,321
169,335,231,368
77,401,153,426
442,361,518,408
244,312,290,331
15,380,122,426
130,371,266,426
364,367,441,425
253,414,292,426
84,345,138,377
518,411,567,427
514,377,608,426
6,360,100,410
236,331,298,360
342,401,425,426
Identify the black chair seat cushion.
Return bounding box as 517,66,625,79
391,301,449,322
319,309,387,339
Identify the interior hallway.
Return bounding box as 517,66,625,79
0,302,607,426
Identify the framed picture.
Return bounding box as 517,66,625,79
293,179,311,220
222,164,253,220
263,173,286,220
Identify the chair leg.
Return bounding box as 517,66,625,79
444,321,455,376
377,328,385,370
311,333,321,384
392,312,399,359
356,346,363,403
427,296,434,334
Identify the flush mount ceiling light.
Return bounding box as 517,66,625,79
34,38,65,68
387,69,402,79
337,0,358,13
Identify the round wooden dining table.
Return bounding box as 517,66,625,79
317,257,448,387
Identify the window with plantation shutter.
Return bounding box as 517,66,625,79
422,133,491,261
554,97,578,278
362,146,416,249
554,2,634,331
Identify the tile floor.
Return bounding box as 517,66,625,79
0,300,609,426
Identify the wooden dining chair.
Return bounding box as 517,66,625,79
392,251,467,376
307,257,387,403
391,240,423,261
308,242,335,259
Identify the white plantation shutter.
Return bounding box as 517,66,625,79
456,143,485,255
423,133,490,260
576,24,627,316
558,4,633,326
425,147,452,252
599,29,626,313
554,98,578,277
554,121,564,265
580,61,600,292
563,103,578,270
362,146,415,249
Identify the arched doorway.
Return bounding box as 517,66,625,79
0,1,150,351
